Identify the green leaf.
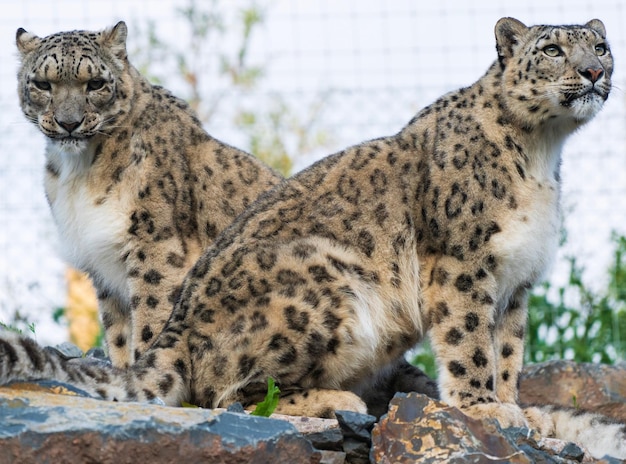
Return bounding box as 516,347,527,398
250,377,280,417
52,307,66,324
410,339,438,379
181,401,200,408
0,322,22,334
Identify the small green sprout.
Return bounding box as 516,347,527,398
250,377,280,417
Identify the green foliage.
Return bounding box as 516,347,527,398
181,401,200,408
93,328,105,349
410,339,438,379
52,306,66,324
526,233,626,364
180,377,280,414
220,4,264,89
250,377,280,417
0,320,35,335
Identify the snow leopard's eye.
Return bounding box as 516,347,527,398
87,79,105,91
595,43,607,56
542,45,563,57
32,80,51,91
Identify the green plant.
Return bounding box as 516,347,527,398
0,320,35,336
181,401,200,408
526,233,626,364
178,377,280,414
52,306,66,325
250,377,280,417
410,339,437,379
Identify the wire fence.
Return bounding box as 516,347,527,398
1,0,625,354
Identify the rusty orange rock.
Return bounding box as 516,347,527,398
520,360,626,421
371,393,532,463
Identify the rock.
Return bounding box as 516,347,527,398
265,414,349,462
371,392,531,463
226,401,246,413
342,439,370,464
4,379,95,398
559,442,586,462
334,410,377,464
84,347,109,361
268,413,344,453
272,414,339,437
370,392,602,464
67,356,114,372
597,458,626,464
318,450,347,464
520,361,626,421
0,387,323,464
44,342,83,359
501,427,593,463
3,359,624,463
540,438,590,462
304,427,344,452
358,358,439,418
334,410,376,442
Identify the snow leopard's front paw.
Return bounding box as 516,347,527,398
461,402,527,428
523,406,555,437
262,388,368,418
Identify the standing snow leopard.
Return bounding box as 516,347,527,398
4,17,625,459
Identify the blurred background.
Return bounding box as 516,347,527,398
1,0,625,374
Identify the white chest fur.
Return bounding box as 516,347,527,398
45,141,130,303
491,135,563,310
492,180,560,307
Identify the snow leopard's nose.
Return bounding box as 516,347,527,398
579,67,604,83
55,118,82,134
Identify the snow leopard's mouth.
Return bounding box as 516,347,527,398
46,132,92,141
562,87,608,107
48,134,91,149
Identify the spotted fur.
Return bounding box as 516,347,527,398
16,22,281,367
5,18,623,458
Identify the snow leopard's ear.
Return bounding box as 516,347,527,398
99,21,128,61
495,17,528,68
585,19,606,39
16,28,42,57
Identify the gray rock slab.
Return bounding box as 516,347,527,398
0,387,322,464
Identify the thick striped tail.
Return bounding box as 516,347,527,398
0,331,130,401
526,405,626,460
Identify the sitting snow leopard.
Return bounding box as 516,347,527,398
4,17,625,459
15,21,282,367
15,20,435,412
